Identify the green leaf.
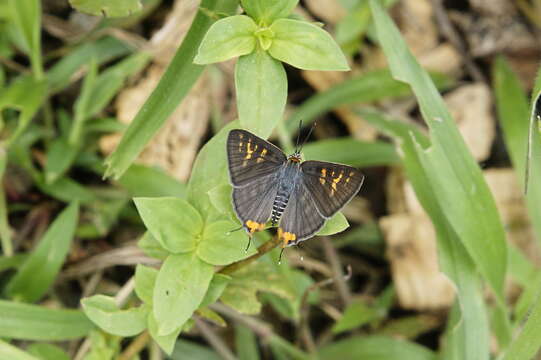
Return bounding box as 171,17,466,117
68,0,142,17
317,212,349,236
104,0,239,179
493,57,541,245
286,68,452,132
194,15,257,64
148,312,181,355
153,253,214,335
133,197,202,254
0,75,47,147
0,150,12,257
370,0,508,322
135,264,158,304
117,164,187,198
44,138,78,184
236,324,260,360
236,48,287,138
37,176,96,204
220,262,294,314
198,220,257,265
303,138,399,167
197,307,226,327
241,0,298,25
319,336,436,360
208,184,236,220
138,232,168,260
81,295,148,337
5,202,79,302
170,340,222,360
201,273,231,308
0,340,39,360
8,0,42,78
27,344,69,360
268,18,349,71
332,300,384,334
0,300,93,340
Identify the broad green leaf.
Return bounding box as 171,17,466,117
153,253,214,335
208,184,236,220
135,264,158,304
9,0,42,78
0,340,39,360
200,273,232,308
196,307,226,327
236,48,287,138
319,336,436,360
6,202,79,302
81,295,148,337
68,0,142,17
47,37,132,93
170,340,222,360
1,76,47,147
220,262,294,314
133,197,202,253
303,138,399,167
236,325,260,360
241,0,298,25
370,0,508,323
148,312,181,355
104,0,239,179
0,254,26,272
0,300,93,340
84,331,120,360
268,18,349,71
117,164,187,198
198,220,256,265
317,212,349,236
286,69,452,132
194,15,257,64
493,57,541,244
138,232,168,260
27,343,70,360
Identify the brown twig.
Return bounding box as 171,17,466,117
429,0,485,83
219,235,282,275
118,331,151,360
194,317,237,360
297,265,353,352
321,237,352,306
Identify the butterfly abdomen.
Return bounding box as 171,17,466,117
270,161,300,226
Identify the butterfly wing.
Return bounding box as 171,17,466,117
227,129,286,187
232,172,280,235
300,161,364,218
278,180,326,247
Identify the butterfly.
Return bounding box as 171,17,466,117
226,128,364,249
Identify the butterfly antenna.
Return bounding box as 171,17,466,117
226,225,243,236
278,248,285,265
295,119,303,153
299,120,318,152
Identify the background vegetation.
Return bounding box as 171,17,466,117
1,0,541,359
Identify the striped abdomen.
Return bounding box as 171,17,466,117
271,190,290,225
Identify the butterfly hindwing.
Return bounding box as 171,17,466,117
278,181,326,247
227,129,286,187
232,173,279,234
301,160,364,218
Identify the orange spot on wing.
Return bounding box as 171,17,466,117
278,228,296,247
246,220,265,233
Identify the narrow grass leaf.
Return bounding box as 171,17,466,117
0,149,12,256
133,197,202,253
104,0,238,179
153,253,214,335
27,343,69,360
68,0,142,17
236,324,260,360
6,202,79,302
44,138,79,184
170,340,222,360
200,273,231,308
0,300,93,340
370,0,508,312
0,340,39,360
235,48,287,138
81,295,148,337
8,0,42,78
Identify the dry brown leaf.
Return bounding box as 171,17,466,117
304,0,346,24
444,83,494,162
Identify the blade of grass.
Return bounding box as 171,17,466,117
0,300,94,340
104,0,239,179
370,1,508,330
5,202,79,302
0,340,39,360
0,148,12,257
8,0,42,79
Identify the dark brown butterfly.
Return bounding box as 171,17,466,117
226,129,364,248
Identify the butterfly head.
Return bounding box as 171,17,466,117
288,151,302,163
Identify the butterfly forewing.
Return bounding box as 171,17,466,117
227,129,286,187
278,181,326,246
301,161,364,218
